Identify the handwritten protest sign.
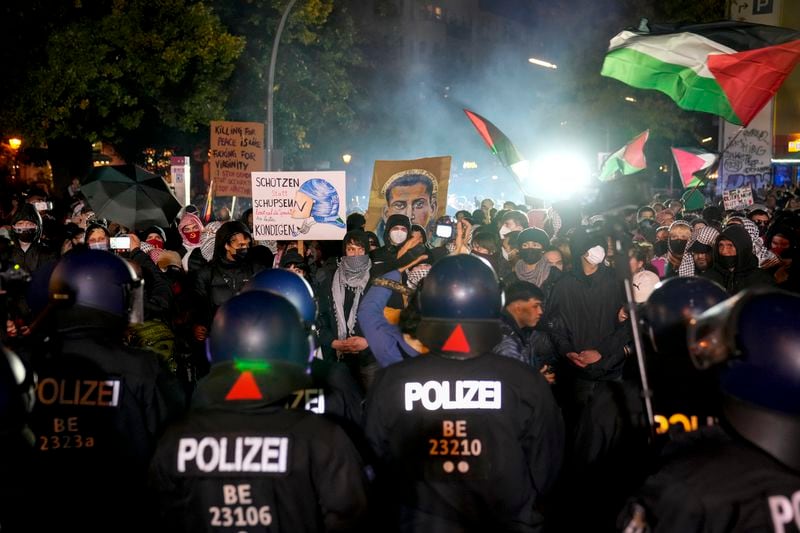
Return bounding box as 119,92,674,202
722,186,754,211
252,171,346,241
210,121,265,197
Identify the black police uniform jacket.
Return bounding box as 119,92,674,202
620,426,800,532
149,389,369,532
365,352,565,532
24,328,185,531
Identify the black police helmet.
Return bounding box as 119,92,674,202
416,254,502,357
689,289,800,471
644,276,728,358
243,269,317,329
48,249,142,323
208,292,311,403
211,291,310,366
0,343,36,439
642,277,729,430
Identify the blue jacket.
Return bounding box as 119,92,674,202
357,270,419,367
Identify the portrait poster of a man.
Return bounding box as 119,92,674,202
365,156,452,243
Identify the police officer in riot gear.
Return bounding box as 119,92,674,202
640,276,729,441
364,254,564,532
149,291,369,532
0,342,37,531
243,268,365,429
23,249,184,531
620,289,800,531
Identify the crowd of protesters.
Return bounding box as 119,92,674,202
1,178,799,531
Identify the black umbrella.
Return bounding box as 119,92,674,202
82,165,182,230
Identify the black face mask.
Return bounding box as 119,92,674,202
519,248,543,265
654,241,669,256
669,239,688,255
14,229,36,243
234,248,249,261
718,255,737,269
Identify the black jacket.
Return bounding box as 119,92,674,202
365,352,564,532
619,426,800,532
548,265,630,381
192,258,256,326
701,225,775,295
23,326,185,530
492,311,558,371
149,374,369,533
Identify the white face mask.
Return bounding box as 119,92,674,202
89,241,109,251
389,229,408,245
501,247,510,260
498,225,513,239
585,245,606,265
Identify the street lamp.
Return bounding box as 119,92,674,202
8,137,21,180
342,153,352,165
266,0,298,171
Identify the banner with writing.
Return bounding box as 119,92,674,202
718,102,772,192
722,186,754,211
210,121,265,197
365,156,452,242
252,171,346,241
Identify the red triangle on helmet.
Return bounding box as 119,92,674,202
442,324,471,353
226,370,263,401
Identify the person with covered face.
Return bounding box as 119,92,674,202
190,222,257,357
9,203,54,275
663,221,692,278
317,230,378,391
547,227,637,529
701,224,775,295
370,213,426,278
678,225,720,277
176,212,211,272
512,227,561,301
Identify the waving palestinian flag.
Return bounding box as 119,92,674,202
599,130,649,182
463,109,525,168
601,21,800,126
671,147,719,188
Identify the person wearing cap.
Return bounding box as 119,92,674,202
747,206,770,237
279,248,309,279
512,227,561,300
628,245,660,303
9,203,54,275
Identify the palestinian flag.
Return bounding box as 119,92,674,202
463,109,525,168
601,21,800,126
671,147,719,188
599,130,649,182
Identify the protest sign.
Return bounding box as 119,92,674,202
365,156,451,241
252,171,346,241
722,186,754,211
210,121,265,197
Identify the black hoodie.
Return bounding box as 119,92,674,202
701,225,775,295
10,203,54,275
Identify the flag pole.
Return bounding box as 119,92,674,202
231,196,237,218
